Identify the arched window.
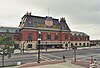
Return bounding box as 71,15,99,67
83,43,85,46
54,33,58,40
75,43,77,46
47,34,51,40
28,33,33,41
79,43,81,46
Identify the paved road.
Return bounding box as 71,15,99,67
0,48,100,66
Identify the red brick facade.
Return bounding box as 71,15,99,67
20,29,70,42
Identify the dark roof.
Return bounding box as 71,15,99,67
22,15,58,21
19,13,71,31
71,31,89,36
0,26,20,33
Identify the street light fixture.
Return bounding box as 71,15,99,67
37,31,41,63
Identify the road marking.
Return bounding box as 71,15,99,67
42,54,62,59
41,55,52,60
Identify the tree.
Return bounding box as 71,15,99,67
65,43,68,50
0,35,16,67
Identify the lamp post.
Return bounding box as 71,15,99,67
37,31,41,63
0,49,4,67
0,45,5,67
22,41,26,53
72,46,77,62
46,42,47,51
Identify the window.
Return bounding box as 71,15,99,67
47,34,51,40
28,33,33,41
65,35,68,40
54,33,58,40
83,43,85,46
79,43,81,45
71,43,74,47
15,29,19,33
74,34,76,36
28,44,32,48
14,44,19,49
6,29,9,33
75,43,77,46
87,43,89,46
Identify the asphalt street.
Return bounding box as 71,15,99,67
0,48,100,66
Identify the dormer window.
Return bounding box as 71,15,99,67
6,29,9,33
15,29,19,33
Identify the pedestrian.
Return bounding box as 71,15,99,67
63,55,66,62
90,56,94,64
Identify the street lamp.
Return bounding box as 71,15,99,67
72,46,77,62
37,31,41,63
46,42,47,51
22,41,26,53
0,48,4,67
0,45,6,67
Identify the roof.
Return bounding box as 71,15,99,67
0,26,20,33
71,31,89,36
19,13,71,31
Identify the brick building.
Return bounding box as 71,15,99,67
0,12,90,49
70,31,90,47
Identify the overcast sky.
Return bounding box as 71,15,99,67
0,0,100,40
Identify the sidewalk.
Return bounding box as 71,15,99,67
18,60,84,68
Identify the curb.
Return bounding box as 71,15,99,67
18,60,64,68
13,49,67,55
71,60,90,68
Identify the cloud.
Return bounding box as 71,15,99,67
0,0,100,39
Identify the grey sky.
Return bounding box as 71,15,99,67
0,0,100,40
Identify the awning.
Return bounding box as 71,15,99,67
37,42,63,45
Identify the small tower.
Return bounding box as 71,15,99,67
60,17,70,31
